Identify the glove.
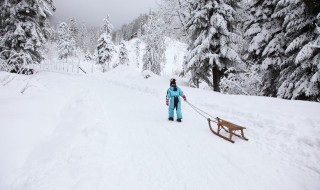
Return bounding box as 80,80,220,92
166,99,169,106
183,95,187,101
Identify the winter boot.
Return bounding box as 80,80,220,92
168,117,174,121
177,118,182,122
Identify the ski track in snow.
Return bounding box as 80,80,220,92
1,68,320,190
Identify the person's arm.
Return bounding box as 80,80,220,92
179,88,187,101
166,90,170,105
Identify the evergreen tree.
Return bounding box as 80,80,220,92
158,0,190,40
87,27,100,52
184,0,243,92
69,18,79,45
78,23,87,50
142,15,166,75
57,22,75,61
0,0,55,73
273,0,320,101
243,0,320,101
97,16,115,72
135,39,141,68
119,41,129,65
243,0,284,96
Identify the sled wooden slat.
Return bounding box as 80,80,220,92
208,118,248,143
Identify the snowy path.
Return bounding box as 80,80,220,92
1,68,320,190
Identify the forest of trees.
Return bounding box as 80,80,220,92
0,0,319,102
159,0,320,102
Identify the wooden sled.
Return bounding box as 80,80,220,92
207,118,248,143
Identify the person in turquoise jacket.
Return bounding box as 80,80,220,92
166,78,187,122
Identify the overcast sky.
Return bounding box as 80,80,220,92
51,0,158,29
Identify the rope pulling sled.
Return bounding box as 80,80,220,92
185,101,248,143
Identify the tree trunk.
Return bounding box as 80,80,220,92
196,79,199,88
212,66,221,92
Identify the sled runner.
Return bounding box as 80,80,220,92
208,118,248,143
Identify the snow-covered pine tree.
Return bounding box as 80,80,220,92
87,27,100,52
243,0,284,96
0,0,55,73
97,16,115,72
184,0,243,92
119,41,129,65
69,18,79,46
137,28,142,38
135,39,141,67
57,22,75,62
273,0,320,101
142,15,166,75
158,0,190,41
78,23,87,50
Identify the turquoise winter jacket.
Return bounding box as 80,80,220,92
166,87,184,101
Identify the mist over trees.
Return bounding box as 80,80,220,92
112,14,149,44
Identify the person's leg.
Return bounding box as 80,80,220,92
176,101,182,120
168,99,174,120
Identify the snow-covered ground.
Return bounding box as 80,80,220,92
1,65,320,190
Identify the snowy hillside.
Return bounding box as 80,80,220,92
1,66,320,190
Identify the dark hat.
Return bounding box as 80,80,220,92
170,78,176,86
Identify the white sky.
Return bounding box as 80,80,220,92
51,0,158,29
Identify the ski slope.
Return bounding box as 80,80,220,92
1,66,320,190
